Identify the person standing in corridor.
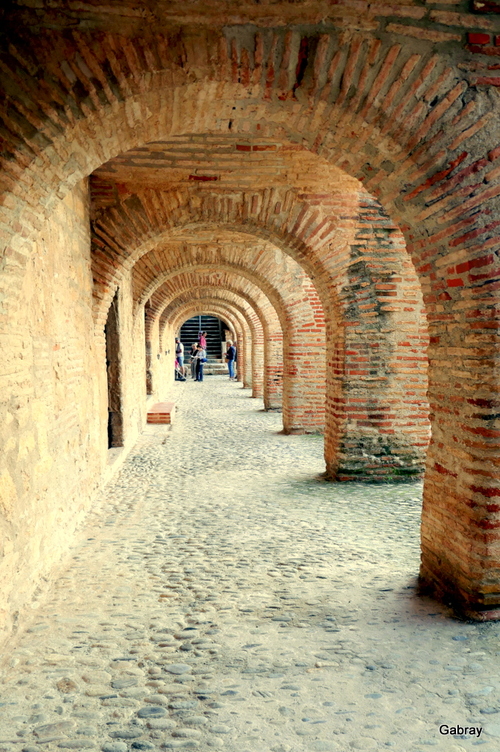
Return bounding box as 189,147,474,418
195,344,206,382
225,339,236,380
189,342,198,380
175,338,184,376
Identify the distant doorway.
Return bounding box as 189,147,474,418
105,290,124,448
180,315,227,360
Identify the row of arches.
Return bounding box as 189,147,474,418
91,172,430,469
2,5,500,652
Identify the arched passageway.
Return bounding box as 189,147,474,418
131,236,327,426
92,179,428,479
1,2,500,653
158,286,268,401
170,303,252,388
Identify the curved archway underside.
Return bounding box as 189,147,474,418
2,3,500,648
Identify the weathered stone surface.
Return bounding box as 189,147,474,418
1,0,500,687
34,722,76,738
0,380,497,752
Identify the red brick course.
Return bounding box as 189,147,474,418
147,402,175,424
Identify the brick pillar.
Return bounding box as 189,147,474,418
419,339,500,620
323,315,428,481
282,337,326,434
252,335,264,398
264,333,283,410
321,196,429,480
241,330,252,389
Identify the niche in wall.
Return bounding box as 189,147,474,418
105,290,124,448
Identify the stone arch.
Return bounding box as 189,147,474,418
134,248,326,430
169,305,247,362
155,283,267,401
145,268,281,407
168,303,251,388
1,11,500,628
165,297,259,394
1,23,498,265
92,185,428,473
167,300,255,389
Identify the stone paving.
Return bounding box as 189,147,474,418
1,377,500,752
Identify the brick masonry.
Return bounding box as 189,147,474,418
2,1,500,648
147,402,175,424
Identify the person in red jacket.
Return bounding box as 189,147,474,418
198,331,207,350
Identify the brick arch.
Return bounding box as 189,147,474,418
0,37,441,493
146,270,280,406
132,244,327,430
163,291,263,397
1,22,497,265
91,183,348,325
136,253,290,331
92,184,428,472
1,13,500,623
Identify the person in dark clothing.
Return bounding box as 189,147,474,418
175,338,184,372
225,340,236,380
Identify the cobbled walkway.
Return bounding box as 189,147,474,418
1,377,500,752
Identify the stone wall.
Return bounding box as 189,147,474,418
0,182,105,649
0,183,153,652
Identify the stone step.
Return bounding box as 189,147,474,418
203,367,229,375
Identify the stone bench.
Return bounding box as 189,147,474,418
147,402,175,424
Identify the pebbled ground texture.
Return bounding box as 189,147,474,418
1,377,498,752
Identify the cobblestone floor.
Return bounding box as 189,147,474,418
1,377,500,752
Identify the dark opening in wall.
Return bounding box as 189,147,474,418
105,290,124,448
180,315,227,360
145,301,153,395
